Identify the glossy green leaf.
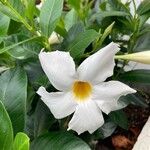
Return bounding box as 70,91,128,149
0,36,40,54
68,29,98,58
0,66,27,134
5,35,43,59
40,0,63,37
119,94,149,108
13,132,30,150
0,101,13,150
34,101,56,137
62,22,84,49
109,110,128,129
31,132,91,150
118,70,150,84
91,11,129,22
65,9,78,31
0,2,20,21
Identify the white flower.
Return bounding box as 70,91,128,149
37,42,136,134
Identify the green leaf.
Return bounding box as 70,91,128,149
109,110,128,129
101,22,115,40
13,132,30,150
119,94,148,108
137,0,150,15
0,12,10,36
5,35,43,59
94,22,115,50
0,36,40,54
22,58,44,85
40,0,63,37
55,18,67,37
0,101,13,150
23,0,36,22
0,53,15,70
65,9,78,31
134,32,150,51
31,132,91,150
94,120,117,139
34,101,56,137
0,2,20,21
100,121,117,138
118,70,150,84
0,1,33,31
91,11,129,22
139,18,150,33
62,22,84,49
0,66,27,134
68,29,98,58
8,0,25,17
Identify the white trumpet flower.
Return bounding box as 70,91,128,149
37,42,136,134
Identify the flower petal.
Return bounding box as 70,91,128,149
92,81,136,114
77,42,120,83
68,100,104,134
37,86,77,119
39,51,76,91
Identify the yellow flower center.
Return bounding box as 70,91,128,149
72,81,92,102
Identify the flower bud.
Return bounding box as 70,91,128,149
48,32,61,45
115,51,150,64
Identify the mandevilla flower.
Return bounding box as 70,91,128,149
37,42,136,134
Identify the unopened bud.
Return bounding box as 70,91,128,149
115,51,150,64
48,32,61,45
